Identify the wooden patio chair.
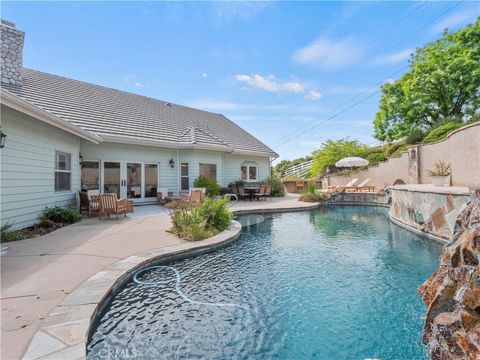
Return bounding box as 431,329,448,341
78,190,100,217
237,186,249,200
254,185,266,201
189,189,203,205
264,184,272,200
99,193,128,220
156,187,169,205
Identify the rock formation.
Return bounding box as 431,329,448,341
418,198,480,359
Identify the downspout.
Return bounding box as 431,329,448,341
176,148,180,195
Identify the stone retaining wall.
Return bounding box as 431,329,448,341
389,187,471,240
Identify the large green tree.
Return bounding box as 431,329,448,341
374,18,480,141
310,139,367,177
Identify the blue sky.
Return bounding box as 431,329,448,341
2,1,479,161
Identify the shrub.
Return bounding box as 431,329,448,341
304,182,316,195
233,179,246,188
390,144,410,158
169,197,232,241
423,122,464,143
193,176,221,197
365,152,386,166
39,206,82,224
263,176,285,197
427,160,451,177
299,192,331,203
405,130,425,145
384,141,406,157
0,223,25,242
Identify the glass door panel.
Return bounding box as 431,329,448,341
103,162,121,198
127,162,142,199
81,161,99,190
144,164,158,198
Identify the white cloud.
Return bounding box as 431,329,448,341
370,48,413,66
209,2,272,26
292,36,365,69
235,74,304,94
431,9,479,33
305,90,322,101
187,99,290,111
122,74,146,88
202,72,208,78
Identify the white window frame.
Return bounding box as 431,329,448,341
181,163,189,190
54,150,72,192
240,162,258,182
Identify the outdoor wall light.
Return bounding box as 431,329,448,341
0,129,6,149
169,158,175,168
79,153,84,165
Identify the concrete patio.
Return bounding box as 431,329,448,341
1,193,316,359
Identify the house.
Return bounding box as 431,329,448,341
0,20,278,229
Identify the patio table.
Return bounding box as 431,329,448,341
244,186,260,201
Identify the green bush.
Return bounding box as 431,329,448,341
0,223,25,242
390,144,410,158
264,176,285,197
423,122,464,143
384,141,406,157
193,176,221,197
169,197,232,241
39,206,82,224
304,182,316,195
405,130,425,145
299,192,330,203
365,152,386,166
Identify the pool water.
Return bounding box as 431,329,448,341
87,206,443,359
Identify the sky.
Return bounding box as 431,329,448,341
2,1,479,162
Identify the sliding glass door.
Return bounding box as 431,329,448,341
144,163,158,199
103,161,121,198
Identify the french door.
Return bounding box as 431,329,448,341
101,161,159,203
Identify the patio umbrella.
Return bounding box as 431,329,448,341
335,157,369,182
335,157,369,168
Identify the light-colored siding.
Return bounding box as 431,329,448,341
179,149,223,189
223,153,271,186
1,106,80,229
80,141,179,194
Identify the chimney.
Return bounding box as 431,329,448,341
1,20,25,87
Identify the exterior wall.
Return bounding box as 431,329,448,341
389,187,470,240
179,149,223,189
1,106,81,229
222,153,271,186
80,141,179,194
327,123,480,190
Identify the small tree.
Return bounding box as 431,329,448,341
310,139,368,177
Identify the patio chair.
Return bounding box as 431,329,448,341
351,178,375,192
328,178,359,191
189,189,203,204
99,193,128,220
156,187,169,205
254,185,266,201
264,184,272,200
237,186,249,200
79,190,100,217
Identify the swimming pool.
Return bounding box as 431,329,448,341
87,206,443,359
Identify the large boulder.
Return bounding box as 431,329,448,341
418,198,480,359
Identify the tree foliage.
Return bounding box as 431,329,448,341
310,139,368,177
374,18,480,141
273,156,312,176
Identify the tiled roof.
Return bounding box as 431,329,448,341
1,69,278,157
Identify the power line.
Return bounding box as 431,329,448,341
270,1,464,151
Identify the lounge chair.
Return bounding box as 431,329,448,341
79,190,100,217
99,193,128,220
328,178,359,191
350,178,375,192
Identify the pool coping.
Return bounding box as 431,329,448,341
21,221,243,360
20,200,422,359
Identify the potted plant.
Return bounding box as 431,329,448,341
427,160,451,187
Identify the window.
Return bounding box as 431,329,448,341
81,161,99,190
55,151,71,191
199,163,217,181
241,163,258,181
181,163,189,190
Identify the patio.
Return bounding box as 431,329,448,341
0,193,316,360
